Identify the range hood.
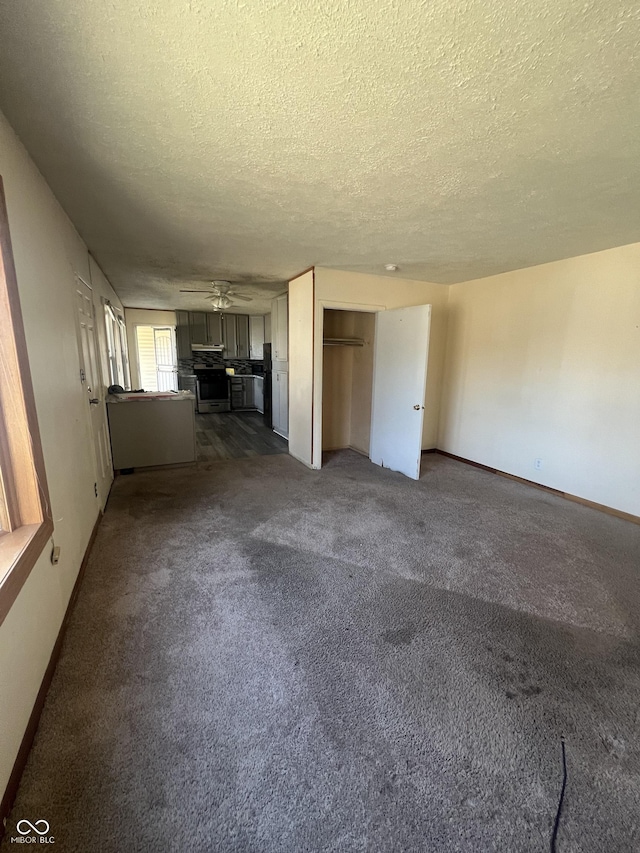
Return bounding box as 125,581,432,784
191,343,225,352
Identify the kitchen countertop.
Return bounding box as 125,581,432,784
107,391,195,403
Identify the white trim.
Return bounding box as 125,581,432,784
289,449,315,470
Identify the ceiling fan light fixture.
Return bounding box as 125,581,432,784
208,294,232,310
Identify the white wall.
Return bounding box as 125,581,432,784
439,244,640,516
124,308,176,389
0,110,124,802
288,271,314,465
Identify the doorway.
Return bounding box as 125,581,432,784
135,325,178,392
317,304,432,480
322,309,376,457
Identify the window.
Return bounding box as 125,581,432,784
104,300,130,389
0,176,53,626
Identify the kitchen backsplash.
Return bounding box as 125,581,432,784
178,355,258,375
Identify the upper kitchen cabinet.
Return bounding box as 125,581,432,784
221,314,251,358
206,312,223,347
249,315,265,359
177,310,223,354
189,312,208,344
236,314,250,359
176,311,191,359
175,310,265,359
272,294,288,364
222,313,238,358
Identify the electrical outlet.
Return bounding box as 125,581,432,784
534,458,543,470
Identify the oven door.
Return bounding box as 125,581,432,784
195,373,230,413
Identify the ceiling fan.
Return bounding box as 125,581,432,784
179,280,253,311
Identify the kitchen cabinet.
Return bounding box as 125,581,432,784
223,314,238,358
230,375,264,410
176,311,191,359
231,376,255,410
230,376,246,409
254,376,264,413
206,313,223,346
177,310,215,354
249,315,265,359
236,314,250,358
271,295,288,436
189,312,208,344
272,294,288,364
176,310,254,357
222,314,250,358
272,370,288,438
178,374,197,397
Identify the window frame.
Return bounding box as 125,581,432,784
0,176,53,627
104,299,130,390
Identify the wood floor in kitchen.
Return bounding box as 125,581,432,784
195,411,288,461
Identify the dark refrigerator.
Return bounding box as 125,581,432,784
263,343,273,428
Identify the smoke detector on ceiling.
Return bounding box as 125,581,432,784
385,264,399,272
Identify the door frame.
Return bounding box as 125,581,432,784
74,274,113,510
312,299,385,470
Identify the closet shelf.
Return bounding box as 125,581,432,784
323,337,364,347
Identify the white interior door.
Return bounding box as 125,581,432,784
76,277,113,507
369,304,432,480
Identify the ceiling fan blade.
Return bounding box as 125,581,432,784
230,294,252,301
180,289,214,293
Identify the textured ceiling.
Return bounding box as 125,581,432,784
0,0,639,310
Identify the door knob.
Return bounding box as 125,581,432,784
413,404,420,410
89,398,100,405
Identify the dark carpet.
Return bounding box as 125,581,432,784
3,451,640,852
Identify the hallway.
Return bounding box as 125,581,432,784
3,452,640,852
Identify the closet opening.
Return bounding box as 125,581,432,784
321,308,376,462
